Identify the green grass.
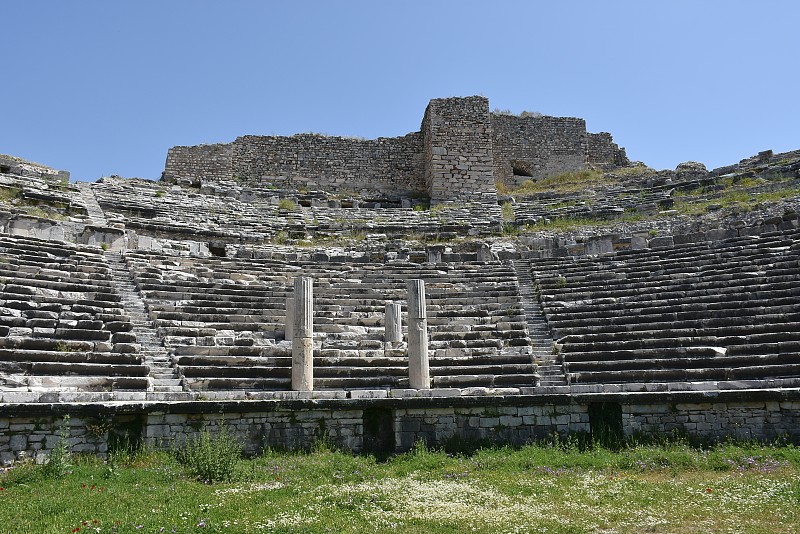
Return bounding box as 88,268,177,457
511,169,609,196
500,201,514,221
277,198,298,211
611,165,658,178
0,186,22,202
1,440,798,532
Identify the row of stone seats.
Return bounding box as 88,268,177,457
91,177,502,246
509,175,689,226
0,167,91,225
530,227,800,385
124,250,535,392
0,233,148,400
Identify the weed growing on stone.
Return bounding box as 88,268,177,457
513,169,608,196
42,416,72,479
0,186,22,203
277,198,298,211
500,201,514,221
175,425,243,484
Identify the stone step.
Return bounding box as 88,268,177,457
105,250,187,392
151,376,179,384
153,385,185,392
152,374,177,381
513,259,566,386
146,391,197,401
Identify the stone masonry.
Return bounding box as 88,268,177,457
422,96,497,204
2,391,798,461
491,113,587,188
162,96,626,203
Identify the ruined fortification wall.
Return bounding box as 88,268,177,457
232,133,424,198
162,96,628,201
491,114,587,188
164,134,424,199
587,132,629,167
163,143,232,184
423,96,497,203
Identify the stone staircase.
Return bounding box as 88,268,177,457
512,259,567,386
78,182,192,400
105,251,192,400
77,181,109,226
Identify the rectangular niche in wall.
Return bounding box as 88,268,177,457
362,407,395,457
588,402,623,447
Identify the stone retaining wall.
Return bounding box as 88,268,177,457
2,390,798,463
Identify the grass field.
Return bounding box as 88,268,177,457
1,437,799,533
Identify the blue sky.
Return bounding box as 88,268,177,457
2,1,798,181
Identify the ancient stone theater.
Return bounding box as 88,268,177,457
1,96,798,460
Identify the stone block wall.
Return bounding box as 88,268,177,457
163,143,233,184
0,413,134,465
161,96,629,202
144,408,364,454
164,134,424,200
587,132,629,167
394,403,589,450
423,96,497,204
623,400,800,441
2,391,799,462
231,133,424,199
491,113,587,189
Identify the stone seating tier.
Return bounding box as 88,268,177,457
122,250,536,391
531,226,800,385
91,177,503,247
0,234,147,395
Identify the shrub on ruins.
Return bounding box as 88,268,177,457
176,424,243,483
501,201,514,221
514,169,607,196
42,416,72,479
278,198,298,211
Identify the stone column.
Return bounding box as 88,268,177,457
285,296,295,341
427,245,444,264
291,277,313,391
385,302,402,343
477,243,496,262
407,279,430,389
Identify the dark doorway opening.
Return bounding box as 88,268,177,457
588,402,624,448
362,407,394,458
208,243,226,257
512,163,533,177
108,415,145,453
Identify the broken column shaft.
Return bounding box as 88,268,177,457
407,279,430,389
285,296,295,341
291,277,313,391
385,302,402,343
